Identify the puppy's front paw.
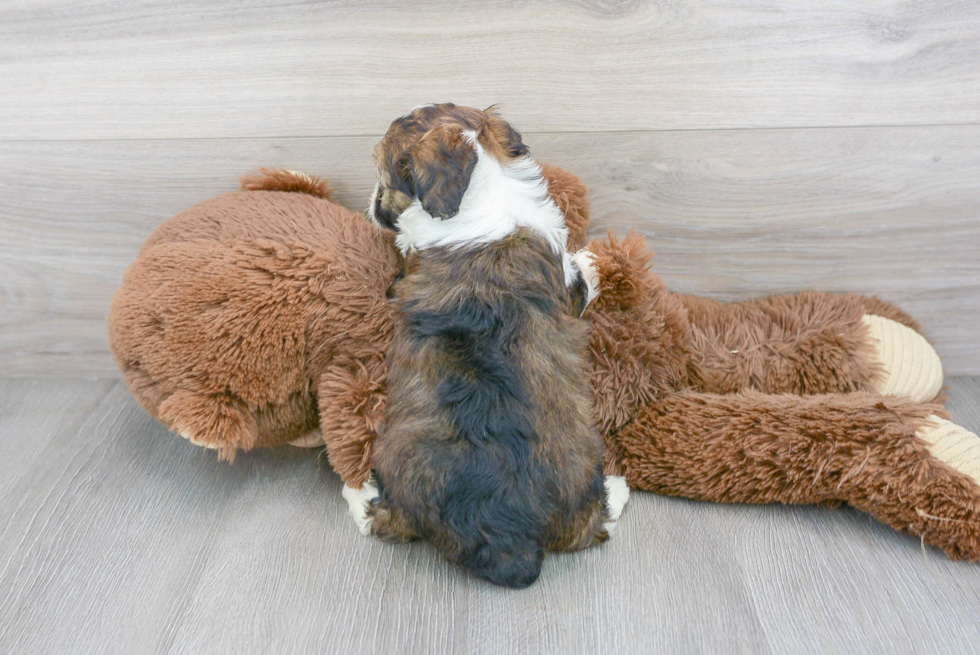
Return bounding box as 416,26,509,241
341,478,380,536
571,249,600,306
603,475,630,535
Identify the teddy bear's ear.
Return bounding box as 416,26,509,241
407,122,478,220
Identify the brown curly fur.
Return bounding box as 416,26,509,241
108,165,980,562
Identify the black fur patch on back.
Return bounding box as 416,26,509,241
404,259,560,585
378,230,598,588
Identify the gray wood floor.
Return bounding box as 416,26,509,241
1,377,979,654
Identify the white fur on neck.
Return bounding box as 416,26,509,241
394,132,571,280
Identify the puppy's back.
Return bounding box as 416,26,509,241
375,229,601,587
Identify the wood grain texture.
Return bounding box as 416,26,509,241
1,0,980,140
2,126,977,376
0,377,979,654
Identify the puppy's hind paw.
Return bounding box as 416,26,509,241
341,477,380,536
603,475,630,535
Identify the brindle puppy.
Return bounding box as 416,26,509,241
347,103,623,588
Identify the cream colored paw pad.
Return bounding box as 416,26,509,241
862,314,943,402
289,430,324,448
179,429,219,450
918,417,980,484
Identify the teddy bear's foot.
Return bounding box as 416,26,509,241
862,314,943,402
158,389,258,462
341,477,380,536
917,417,980,484
289,430,324,448
903,416,980,561
603,475,630,534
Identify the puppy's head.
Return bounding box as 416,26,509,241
368,103,529,231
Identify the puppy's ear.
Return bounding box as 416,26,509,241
408,123,477,219
483,105,529,160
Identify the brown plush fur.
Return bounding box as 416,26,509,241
581,232,924,454
239,168,335,199
109,172,399,461
614,391,980,561
108,165,980,563
582,231,980,561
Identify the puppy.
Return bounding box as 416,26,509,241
344,103,628,588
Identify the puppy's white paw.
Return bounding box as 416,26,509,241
342,479,379,536
571,248,600,305
603,475,630,535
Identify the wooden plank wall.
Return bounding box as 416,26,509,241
1,0,978,376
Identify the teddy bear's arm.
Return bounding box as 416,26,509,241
317,356,388,488
673,291,943,402
614,389,980,561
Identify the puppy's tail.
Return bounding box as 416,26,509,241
464,541,544,589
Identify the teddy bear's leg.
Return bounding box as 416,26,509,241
861,314,943,402
615,390,980,561
157,389,258,462
675,291,943,401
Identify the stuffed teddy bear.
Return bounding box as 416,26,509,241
108,167,980,562
108,165,588,465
